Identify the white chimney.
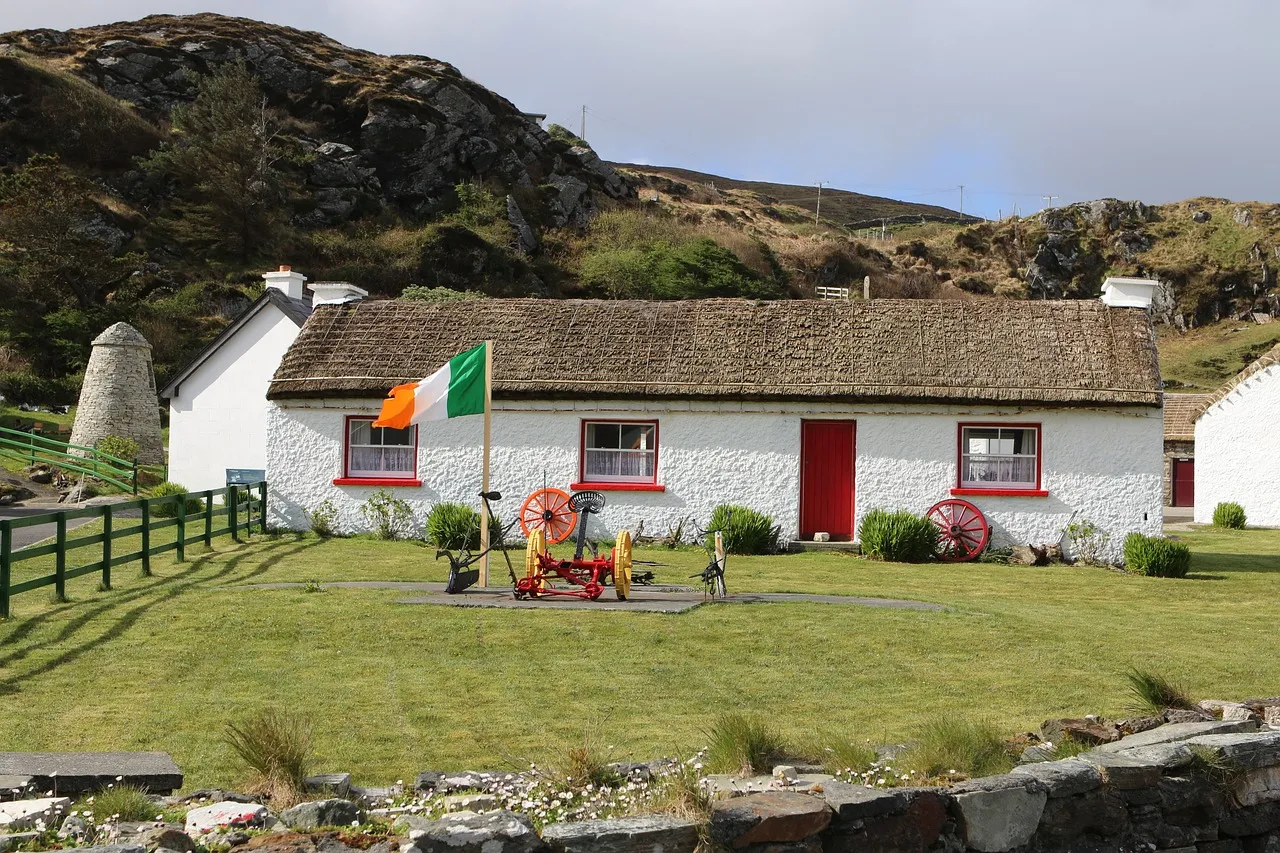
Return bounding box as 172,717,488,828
309,281,369,307
262,265,307,300
1100,276,1159,309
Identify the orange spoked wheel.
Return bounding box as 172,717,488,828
519,487,578,544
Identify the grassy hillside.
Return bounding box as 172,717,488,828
1158,320,1280,392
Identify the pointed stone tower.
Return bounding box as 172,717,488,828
68,322,165,464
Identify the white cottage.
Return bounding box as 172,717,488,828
161,267,366,490
264,297,1164,560
1194,340,1280,526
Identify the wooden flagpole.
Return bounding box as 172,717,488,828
479,340,493,586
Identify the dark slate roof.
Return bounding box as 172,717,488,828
160,290,313,399
267,297,1163,407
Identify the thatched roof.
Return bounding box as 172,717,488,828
1163,393,1209,441
267,298,1162,407
1196,340,1280,418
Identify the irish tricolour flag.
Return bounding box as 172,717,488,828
372,342,487,429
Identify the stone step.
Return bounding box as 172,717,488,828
0,752,182,795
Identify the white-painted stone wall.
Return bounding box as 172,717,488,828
168,307,301,491
267,398,1162,563
1194,363,1280,526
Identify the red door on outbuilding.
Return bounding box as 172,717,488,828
1172,458,1195,507
800,420,855,540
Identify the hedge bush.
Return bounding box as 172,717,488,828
0,371,76,408
1123,532,1191,578
95,435,139,462
705,504,780,555
426,501,502,550
1212,502,1247,530
149,481,203,518
859,509,938,563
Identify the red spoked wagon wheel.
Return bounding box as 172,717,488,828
926,499,990,562
519,488,578,544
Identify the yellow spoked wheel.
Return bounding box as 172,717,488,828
524,528,548,596
613,529,633,601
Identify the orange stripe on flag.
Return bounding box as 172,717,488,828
372,382,418,429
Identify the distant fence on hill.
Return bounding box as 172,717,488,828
0,425,140,493
0,482,266,618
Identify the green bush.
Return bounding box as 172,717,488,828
858,509,938,563
76,783,159,822
307,499,338,538
95,435,139,462
360,488,414,540
1212,502,1247,529
426,501,503,550
224,707,312,804
149,481,203,518
1124,533,1191,578
0,371,75,408
902,716,1014,779
705,504,780,555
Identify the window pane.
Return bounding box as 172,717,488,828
620,424,653,450
961,425,1037,487
587,423,621,449
582,421,656,482
374,426,414,447
349,420,372,445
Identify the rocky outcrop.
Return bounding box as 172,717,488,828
0,14,629,224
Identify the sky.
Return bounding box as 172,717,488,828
5,0,1276,220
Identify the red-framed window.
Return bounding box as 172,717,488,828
571,419,664,491
334,415,421,486
952,422,1046,497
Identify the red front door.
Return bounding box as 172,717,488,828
1172,458,1195,507
800,420,855,540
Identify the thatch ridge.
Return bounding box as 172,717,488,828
1195,340,1280,418
268,298,1162,407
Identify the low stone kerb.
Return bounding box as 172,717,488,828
709,791,832,848
540,814,700,853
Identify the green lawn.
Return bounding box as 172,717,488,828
1,525,1277,791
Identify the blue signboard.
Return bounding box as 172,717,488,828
225,468,266,486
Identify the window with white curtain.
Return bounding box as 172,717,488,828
959,425,1039,489
346,418,417,479
582,421,657,483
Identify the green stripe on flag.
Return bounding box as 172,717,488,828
446,342,487,418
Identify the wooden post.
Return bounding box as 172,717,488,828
141,500,151,576
204,490,214,547
102,505,113,590
259,482,268,534
714,530,726,575
175,494,186,563
1,520,11,618
55,513,66,602
229,485,239,542
479,340,493,587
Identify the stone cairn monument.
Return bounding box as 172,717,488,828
68,322,165,464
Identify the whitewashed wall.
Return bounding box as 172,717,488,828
168,307,301,491
267,399,1162,562
1194,363,1280,526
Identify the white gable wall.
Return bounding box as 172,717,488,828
1194,363,1280,526
168,307,301,490
266,399,1161,563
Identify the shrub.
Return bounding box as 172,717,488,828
1125,667,1195,714
0,371,75,408
902,716,1014,779
306,499,338,538
705,504,780,555
95,435,139,462
704,712,786,776
360,488,414,540
1212,502,1247,529
224,707,312,805
78,783,159,822
1062,518,1111,565
426,501,502,550
1124,533,1191,578
149,481,203,518
858,509,938,563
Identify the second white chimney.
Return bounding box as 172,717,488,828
309,281,369,307
1100,276,1158,309
262,265,308,301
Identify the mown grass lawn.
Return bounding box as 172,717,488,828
1,524,1277,791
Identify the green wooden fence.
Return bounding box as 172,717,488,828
0,482,267,618
0,425,140,493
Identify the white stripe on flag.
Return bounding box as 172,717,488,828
412,362,452,422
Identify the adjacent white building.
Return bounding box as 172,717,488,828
160,267,365,490
1194,340,1280,526
264,297,1164,561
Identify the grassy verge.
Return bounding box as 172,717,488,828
0,525,1276,790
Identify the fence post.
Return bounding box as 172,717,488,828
132,459,139,496
55,513,67,602
141,499,152,577
259,482,268,534
102,504,113,590
204,490,213,547
175,495,186,563
1,520,10,619
228,485,239,543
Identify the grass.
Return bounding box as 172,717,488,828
704,712,785,775
1125,668,1196,715
901,716,1014,779
1,525,1278,790
76,784,160,822
224,707,313,806
1157,321,1280,392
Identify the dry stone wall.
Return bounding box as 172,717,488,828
68,323,165,464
